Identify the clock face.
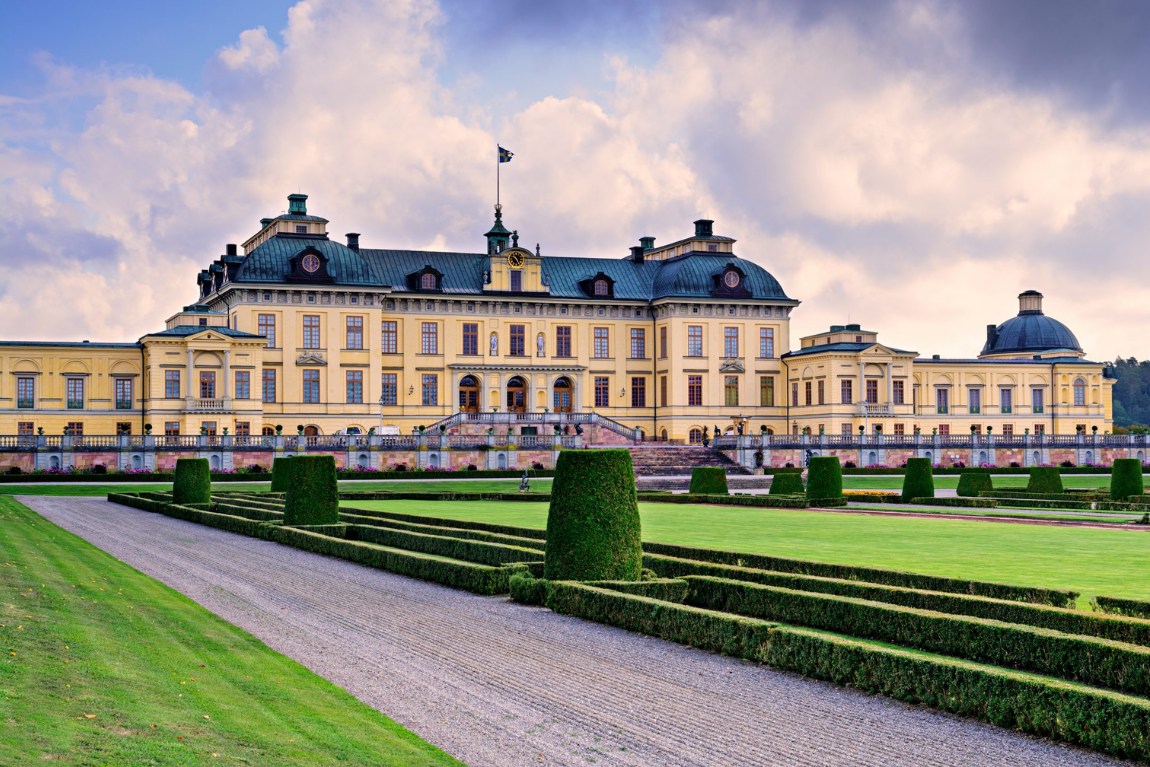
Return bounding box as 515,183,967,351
507,251,524,268
723,270,740,288
302,254,321,273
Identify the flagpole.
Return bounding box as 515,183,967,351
497,144,500,206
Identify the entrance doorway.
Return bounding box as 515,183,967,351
303,425,319,436
459,375,480,412
553,377,573,413
506,376,527,413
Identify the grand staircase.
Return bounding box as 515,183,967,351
627,446,752,477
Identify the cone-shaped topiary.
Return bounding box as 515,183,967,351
172,458,211,505
769,471,805,495
270,456,296,493
283,455,339,526
806,456,842,501
1027,467,1063,494
689,466,729,495
901,458,935,500
1111,458,1145,501
956,472,994,497
544,449,642,582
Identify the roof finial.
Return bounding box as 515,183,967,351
535,243,540,257
511,230,519,247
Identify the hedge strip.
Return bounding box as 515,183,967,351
542,582,1150,763
344,524,543,568
332,507,547,541
639,541,1077,606
211,501,283,522
980,490,1106,502
684,576,1150,696
1095,596,1150,621
909,497,1001,508
634,493,847,509
997,498,1094,511
338,510,545,550
586,578,689,604
338,491,549,502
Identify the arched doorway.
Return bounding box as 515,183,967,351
303,425,320,436
262,426,275,436
660,428,668,441
506,376,527,413
459,375,480,412
688,428,703,445
553,377,572,413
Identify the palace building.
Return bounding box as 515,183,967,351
0,193,1114,441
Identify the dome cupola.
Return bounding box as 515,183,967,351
979,290,1084,359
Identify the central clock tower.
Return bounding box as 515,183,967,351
483,205,548,294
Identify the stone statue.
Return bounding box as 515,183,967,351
737,421,744,435
537,333,545,356
483,270,490,284
490,332,498,356
519,469,531,493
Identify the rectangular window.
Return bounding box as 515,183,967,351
760,328,775,358
381,373,397,406
792,382,799,407
302,370,320,404
555,326,572,357
421,322,438,354
258,314,276,348
1000,388,1013,414
235,422,250,436
462,323,479,355
971,424,982,435
760,376,775,407
1002,424,1014,436
17,377,34,408
659,326,668,359
303,315,321,349
841,379,852,404
381,321,398,354
893,380,904,405
261,369,276,403
17,421,34,436
594,376,610,407
234,371,250,399
115,379,132,409
866,379,879,404
724,327,738,357
725,376,739,406
817,379,825,406
938,424,950,435
688,375,703,406
422,373,438,405
64,422,83,436
1074,384,1086,407
1032,388,1044,413
841,424,852,436
936,388,949,414
630,328,645,359
510,324,525,356
165,422,180,436
199,371,216,400
346,370,363,404
510,270,522,292
120,423,135,436
804,381,812,406
593,327,609,358
346,316,363,349
201,422,217,436
631,377,646,407
1034,424,1045,435
687,325,703,357
894,423,905,436
969,388,981,414
66,378,84,409
660,375,668,407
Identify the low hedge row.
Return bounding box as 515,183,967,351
333,507,547,541
338,509,545,550
639,541,1078,606
211,501,284,522
909,497,1001,508
644,553,1150,647
1094,596,1150,620
684,576,1150,696
587,578,690,604
338,491,548,502
540,582,1150,763
980,490,1105,502
634,493,847,509
214,495,285,512
841,493,906,504
344,523,543,568
996,498,1094,511
1095,501,1150,512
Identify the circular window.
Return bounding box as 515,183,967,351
723,271,740,288
301,254,321,273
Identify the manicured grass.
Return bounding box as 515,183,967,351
841,475,1126,491
0,496,463,767
847,505,1140,524
0,479,550,498
344,499,1150,605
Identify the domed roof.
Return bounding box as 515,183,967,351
980,291,1083,357
651,256,790,300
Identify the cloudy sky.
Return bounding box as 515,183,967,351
2,0,1148,360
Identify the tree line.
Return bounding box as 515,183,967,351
1111,357,1150,433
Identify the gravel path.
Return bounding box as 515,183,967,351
21,496,1134,767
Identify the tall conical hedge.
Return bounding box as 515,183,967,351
956,472,993,497
544,449,642,582
689,466,729,495
283,455,339,526
769,471,805,495
901,458,935,500
1111,458,1145,501
806,456,842,501
172,458,211,505
271,456,295,493
1027,467,1063,494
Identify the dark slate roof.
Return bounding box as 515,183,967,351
916,356,1098,365
267,213,329,223
143,326,265,339
651,255,789,300
236,236,380,285
981,311,1082,356
360,249,489,294
783,342,916,359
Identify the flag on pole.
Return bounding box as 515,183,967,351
498,146,514,163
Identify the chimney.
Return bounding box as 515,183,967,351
287,193,308,215
693,219,714,237
629,245,645,262
932,354,941,360
986,324,998,346
1018,290,1044,314
639,236,655,251
226,243,237,257
346,232,361,252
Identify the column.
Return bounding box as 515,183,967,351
186,349,194,398
886,362,893,409
222,350,230,399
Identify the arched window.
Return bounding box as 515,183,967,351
1073,377,1087,406
660,428,668,441
262,426,276,436
688,428,703,444
421,273,437,290
593,279,608,296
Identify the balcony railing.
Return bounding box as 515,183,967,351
186,398,227,412
115,399,133,410
1001,406,1012,414
66,399,84,410
17,398,34,409
937,406,948,414
1034,406,1044,413
969,406,981,415
859,403,895,417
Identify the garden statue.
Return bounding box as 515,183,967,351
519,469,531,493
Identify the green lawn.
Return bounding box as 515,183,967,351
0,479,550,498
342,499,1150,605
0,496,463,766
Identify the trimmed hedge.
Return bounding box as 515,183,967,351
1094,596,1150,620
1111,459,1145,501
1095,501,1150,513
640,541,1077,606
684,576,1150,696
1027,466,1064,494
270,456,295,493
544,449,642,582
635,493,844,509
338,509,545,550
806,457,842,500
509,571,549,605
910,497,1001,508
541,582,1150,763
996,498,1094,511
900,458,934,501
587,578,689,604
211,501,283,522
688,467,729,495
344,524,543,567
980,490,1104,502
336,506,546,541
283,455,339,526
338,491,548,502
956,472,993,497
172,458,211,506
769,472,805,496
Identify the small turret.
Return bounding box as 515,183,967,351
287,193,308,215
484,204,512,254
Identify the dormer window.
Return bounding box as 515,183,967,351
579,272,615,298
594,280,608,296
295,225,308,234
422,273,437,290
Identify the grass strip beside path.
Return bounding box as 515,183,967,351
0,496,463,767
0,479,552,498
